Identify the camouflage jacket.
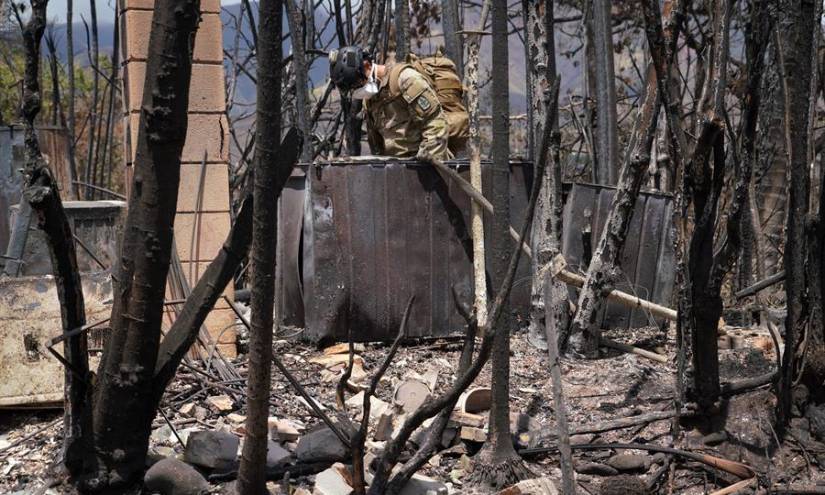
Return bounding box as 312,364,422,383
364,64,452,161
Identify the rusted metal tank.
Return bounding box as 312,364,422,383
276,159,675,342
278,158,533,342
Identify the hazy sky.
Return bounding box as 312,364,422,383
44,0,239,24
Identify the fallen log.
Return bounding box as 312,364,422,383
550,254,677,321
735,270,785,299
601,337,668,363
521,409,690,450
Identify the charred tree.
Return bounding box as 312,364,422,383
83,0,100,199
777,0,816,427
87,0,201,488
285,0,311,162
237,0,283,491
526,0,574,489
527,0,569,353
19,0,92,477
589,0,618,185
464,0,490,330
565,19,670,356
395,0,410,60
440,0,462,75
468,0,532,488
66,0,79,199
679,0,731,411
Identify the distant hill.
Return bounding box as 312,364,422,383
42,4,591,116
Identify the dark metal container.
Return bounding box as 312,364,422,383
276,159,675,342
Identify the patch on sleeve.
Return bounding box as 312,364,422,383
416,96,432,112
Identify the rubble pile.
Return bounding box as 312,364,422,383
1,325,824,494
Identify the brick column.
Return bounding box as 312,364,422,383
120,0,237,356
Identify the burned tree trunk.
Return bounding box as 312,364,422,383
589,0,618,185
565,0,685,357
777,0,816,427
66,0,79,199
84,0,100,199
566,59,663,356
20,0,91,477
526,0,574,489
440,0,463,75
237,0,283,491
468,0,532,489
285,0,311,162
395,0,410,60
464,0,491,329
88,0,201,488
527,0,569,351
680,0,731,411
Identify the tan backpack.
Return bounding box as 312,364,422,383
388,53,469,154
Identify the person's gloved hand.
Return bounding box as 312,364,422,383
416,148,434,164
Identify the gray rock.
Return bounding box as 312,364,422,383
793,385,810,417
399,473,448,495
575,461,619,476
183,430,239,471
147,446,176,467
267,440,292,469
296,427,349,463
807,404,825,442
606,454,650,473
144,458,210,495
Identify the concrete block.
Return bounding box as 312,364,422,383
123,10,224,63
174,211,231,262
126,62,227,113
177,163,231,212
205,308,238,356
128,113,230,163
159,304,236,357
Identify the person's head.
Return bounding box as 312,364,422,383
329,46,377,99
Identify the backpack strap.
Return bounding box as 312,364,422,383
387,63,414,97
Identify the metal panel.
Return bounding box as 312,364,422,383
8,200,125,276
0,272,111,407
276,171,307,327
1,126,75,256
0,126,25,254
288,166,673,342
561,183,675,330
298,159,533,343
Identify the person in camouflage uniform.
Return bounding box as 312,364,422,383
329,46,452,162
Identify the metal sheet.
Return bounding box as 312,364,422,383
8,200,125,276
1,126,75,256
285,166,673,342
561,183,675,330
298,159,533,343
0,272,111,408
